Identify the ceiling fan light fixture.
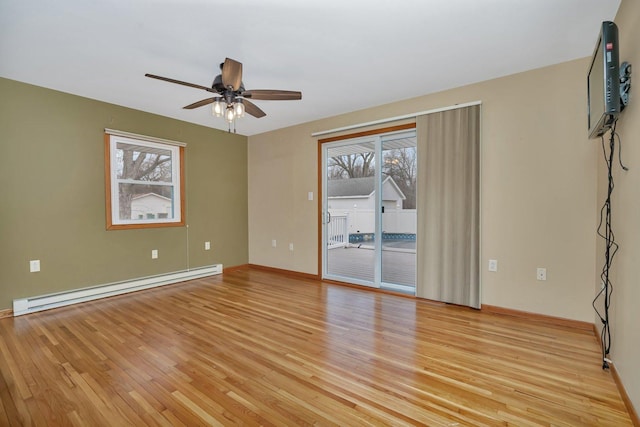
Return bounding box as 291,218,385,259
212,99,224,117
234,101,245,118
225,106,236,123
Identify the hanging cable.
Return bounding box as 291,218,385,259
592,119,627,370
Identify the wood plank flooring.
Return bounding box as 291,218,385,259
0,269,633,426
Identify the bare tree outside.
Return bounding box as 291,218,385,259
383,147,417,209
328,153,375,179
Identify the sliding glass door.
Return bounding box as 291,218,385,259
321,129,417,293
381,134,417,292
324,140,377,287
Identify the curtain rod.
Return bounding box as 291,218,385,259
310,100,482,137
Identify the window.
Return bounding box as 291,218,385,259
105,131,185,230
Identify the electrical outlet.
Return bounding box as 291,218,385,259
289,243,294,251
151,249,158,259
537,267,546,281
271,239,277,248
205,241,211,250
488,259,498,272
29,260,41,273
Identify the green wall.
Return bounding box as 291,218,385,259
0,78,248,310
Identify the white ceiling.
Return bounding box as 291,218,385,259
0,0,621,136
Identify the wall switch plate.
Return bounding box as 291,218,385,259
205,241,211,250
488,259,498,272
308,192,314,201
537,267,547,281
289,243,294,251
271,239,277,248
29,260,41,273
151,249,158,259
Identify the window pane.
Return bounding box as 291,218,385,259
106,133,184,230
118,183,175,221
115,142,173,183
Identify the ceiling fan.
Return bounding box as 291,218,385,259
145,58,302,130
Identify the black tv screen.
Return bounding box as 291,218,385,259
587,21,620,139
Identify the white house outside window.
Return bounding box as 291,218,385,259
105,131,185,230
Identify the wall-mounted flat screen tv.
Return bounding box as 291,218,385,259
587,21,620,139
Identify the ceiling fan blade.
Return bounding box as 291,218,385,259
221,58,243,91
242,90,302,100
183,97,218,109
145,74,213,92
242,99,266,118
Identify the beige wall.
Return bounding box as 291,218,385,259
597,0,640,413
248,125,320,273
249,58,598,323
0,78,249,310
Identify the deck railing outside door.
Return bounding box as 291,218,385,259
327,214,349,249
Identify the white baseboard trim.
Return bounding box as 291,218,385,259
13,264,223,316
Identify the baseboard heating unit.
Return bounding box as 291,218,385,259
13,264,223,317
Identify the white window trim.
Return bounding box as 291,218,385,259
105,128,186,147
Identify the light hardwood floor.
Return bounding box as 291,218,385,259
0,269,633,426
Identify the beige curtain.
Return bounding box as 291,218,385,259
416,105,480,308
